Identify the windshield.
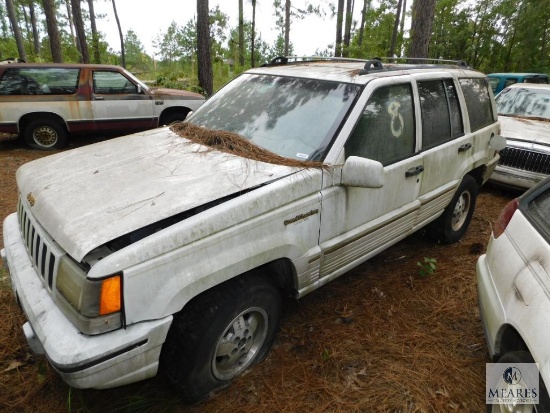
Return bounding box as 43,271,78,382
187,74,361,161
496,87,550,119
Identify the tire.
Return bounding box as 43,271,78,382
428,174,478,243
24,118,68,150
487,351,550,413
160,272,282,403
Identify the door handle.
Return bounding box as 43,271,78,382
458,143,472,152
405,165,424,177
94,96,104,100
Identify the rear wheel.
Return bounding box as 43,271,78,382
160,272,281,402
23,118,68,150
428,174,478,243
487,351,550,413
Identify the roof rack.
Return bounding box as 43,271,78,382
262,56,471,73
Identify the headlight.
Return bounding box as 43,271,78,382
56,255,123,335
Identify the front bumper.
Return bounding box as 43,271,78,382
476,253,506,360
2,212,172,389
489,165,545,190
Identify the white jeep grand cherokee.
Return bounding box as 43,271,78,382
1,58,505,402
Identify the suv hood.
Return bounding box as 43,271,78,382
16,128,298,262
500,116,550,144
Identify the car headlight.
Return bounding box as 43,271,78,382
56,255,123,335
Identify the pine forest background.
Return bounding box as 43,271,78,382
0,0,549,95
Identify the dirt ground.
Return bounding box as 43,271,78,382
0,133,515,413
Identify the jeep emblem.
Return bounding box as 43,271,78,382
27,192,35,207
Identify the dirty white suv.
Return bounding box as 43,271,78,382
1,58,504,402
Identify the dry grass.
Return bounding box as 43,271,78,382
0,185,515,413
170,122,328,169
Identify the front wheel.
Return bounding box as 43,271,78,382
487,351,550,413
428,174,478,243
160,272,281,403
23,118,68,150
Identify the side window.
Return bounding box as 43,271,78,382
93,71,137,94
505,78,518,88
488,77,499,93
459,78,495,132
346,83,415,165
418,79,464,150
445,80,464,139
0,68,79,95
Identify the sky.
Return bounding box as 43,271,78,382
93,0,348,58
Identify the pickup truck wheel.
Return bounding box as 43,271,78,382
428,174,477,243
160,273,281,402
24,119,68,150
487,351,550,413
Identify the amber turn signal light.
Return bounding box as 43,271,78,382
99,275,122,315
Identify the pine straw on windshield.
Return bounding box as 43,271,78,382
170,122,328,169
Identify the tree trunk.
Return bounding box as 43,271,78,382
284,0,290,55
358,0,368,47
409,0,437,60
238,0,244,66
399,0,406,50
197,0,213,96
112,0,126,67
5,0,27,61
88,0,101,63
29,2,40,56
389,0,403,57
71,0,89,63
42,0,63,62
65,0,76,47
335,0,344,57
251,0,256,67
342,0,354,57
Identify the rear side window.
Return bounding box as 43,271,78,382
0,67,80,95
459,78,495,132
418,79,464,150
526,188,550,241
346,83,415,165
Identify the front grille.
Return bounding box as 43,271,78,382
499,147,550,175
17,198,57,290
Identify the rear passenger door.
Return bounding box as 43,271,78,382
415,77,495,229
90,69,155,131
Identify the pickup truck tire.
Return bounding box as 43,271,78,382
428,174,477,244
487,351,550,413
160,272,282,403
24,118,68,150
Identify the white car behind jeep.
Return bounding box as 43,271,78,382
477,177,550,412
2,57,504,402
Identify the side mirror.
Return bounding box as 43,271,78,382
341,156,385,188
489,134,507,151
137,85,142,94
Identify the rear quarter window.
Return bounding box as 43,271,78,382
0,67,79,95
526,189,550,242
459,78,495,132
